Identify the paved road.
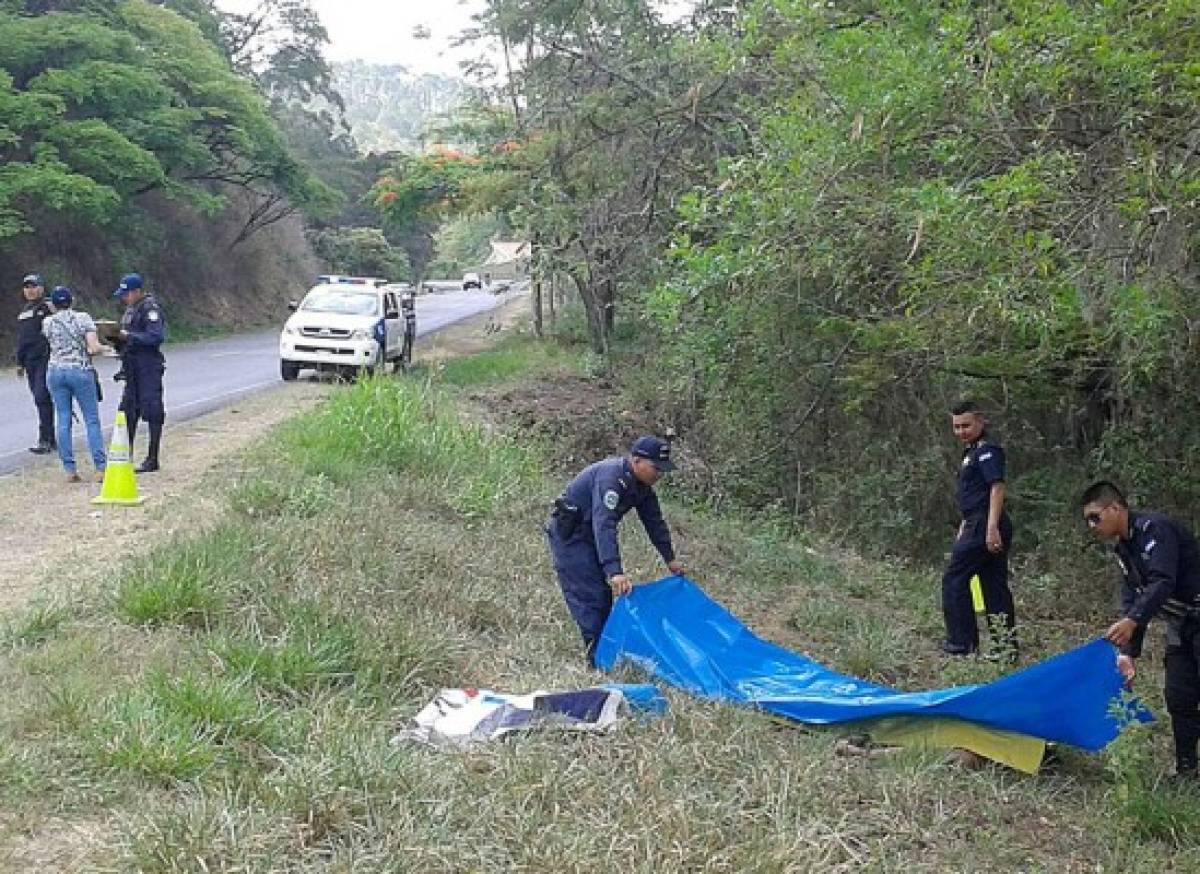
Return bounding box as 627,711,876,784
1,289,519,475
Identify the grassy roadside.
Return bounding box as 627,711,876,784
0,332,1197,871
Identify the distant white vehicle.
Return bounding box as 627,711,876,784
279,276,412,380
462,272,482,291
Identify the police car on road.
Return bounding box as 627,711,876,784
279,276,414,381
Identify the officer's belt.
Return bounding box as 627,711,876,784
1161,596,1200,621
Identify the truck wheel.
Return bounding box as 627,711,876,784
280,359,300,381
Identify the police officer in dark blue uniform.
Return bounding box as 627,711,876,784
546,435,685,665
940,400,1016,656
113,273,166,473
1084,481,1200,781
15,273,55,454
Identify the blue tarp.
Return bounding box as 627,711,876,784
595,575,1146,750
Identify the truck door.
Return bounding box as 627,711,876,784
383,292,400,358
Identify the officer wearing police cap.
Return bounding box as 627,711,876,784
545,434,686,666
15,273,55,454
113,273,167,473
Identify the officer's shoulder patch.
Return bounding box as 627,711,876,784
978,451,993,462
603,489,620,511
147,310,160,321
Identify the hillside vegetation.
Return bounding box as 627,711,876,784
419,0,1200,571
0,0,344,332
334,61,466,154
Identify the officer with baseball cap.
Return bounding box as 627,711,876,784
15,273,55,454
113,273,167,472
545,434,685,665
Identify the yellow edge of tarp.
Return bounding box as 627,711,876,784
867,715,1046,775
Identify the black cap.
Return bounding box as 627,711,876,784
631,435,676,472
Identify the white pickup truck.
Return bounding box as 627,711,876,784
279,275,415,380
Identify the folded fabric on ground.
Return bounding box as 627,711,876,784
392,683,668,748
867,716,1047,774
595,575,1146,752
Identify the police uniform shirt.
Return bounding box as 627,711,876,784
16,298,52,365
559,456,675,578
123,295,166,355
956,438,1005,517
1115,511,1200,657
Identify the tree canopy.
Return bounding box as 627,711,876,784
0,0,338,246
440,0,1200,561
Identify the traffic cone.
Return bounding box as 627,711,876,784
92,411,145,506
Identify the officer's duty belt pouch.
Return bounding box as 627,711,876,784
552,497,581,540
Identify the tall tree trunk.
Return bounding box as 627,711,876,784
601,276,615,335
569,269,608,355
532,275,544,338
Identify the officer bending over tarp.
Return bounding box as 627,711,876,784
545,435,685,666
1084,481,1200,782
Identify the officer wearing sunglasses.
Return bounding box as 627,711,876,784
1082,480,1200,781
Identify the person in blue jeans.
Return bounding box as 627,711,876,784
42,286,107,482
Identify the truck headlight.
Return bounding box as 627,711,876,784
350,328,369,339
283,325,297,335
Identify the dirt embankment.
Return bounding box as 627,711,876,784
0,297,532,616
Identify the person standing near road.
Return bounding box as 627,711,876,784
15,273,55,455
940,400,1016,657
42,286,107,482
1083,481,1200,782
113,273,166,473
545,435,685,666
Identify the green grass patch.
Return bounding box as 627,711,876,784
229,472,334,519
112,525,260,629
0,601,71,649
207,612,361,699
147,670,282,747
86,690,223,783
283,374,541,517
433,333,570,387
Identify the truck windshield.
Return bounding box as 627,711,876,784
301,289,379,316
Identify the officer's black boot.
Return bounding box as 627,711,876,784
136,423,161,474
35,412,55,453
1174,737,1198,782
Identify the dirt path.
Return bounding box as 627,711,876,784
0,296,532,616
